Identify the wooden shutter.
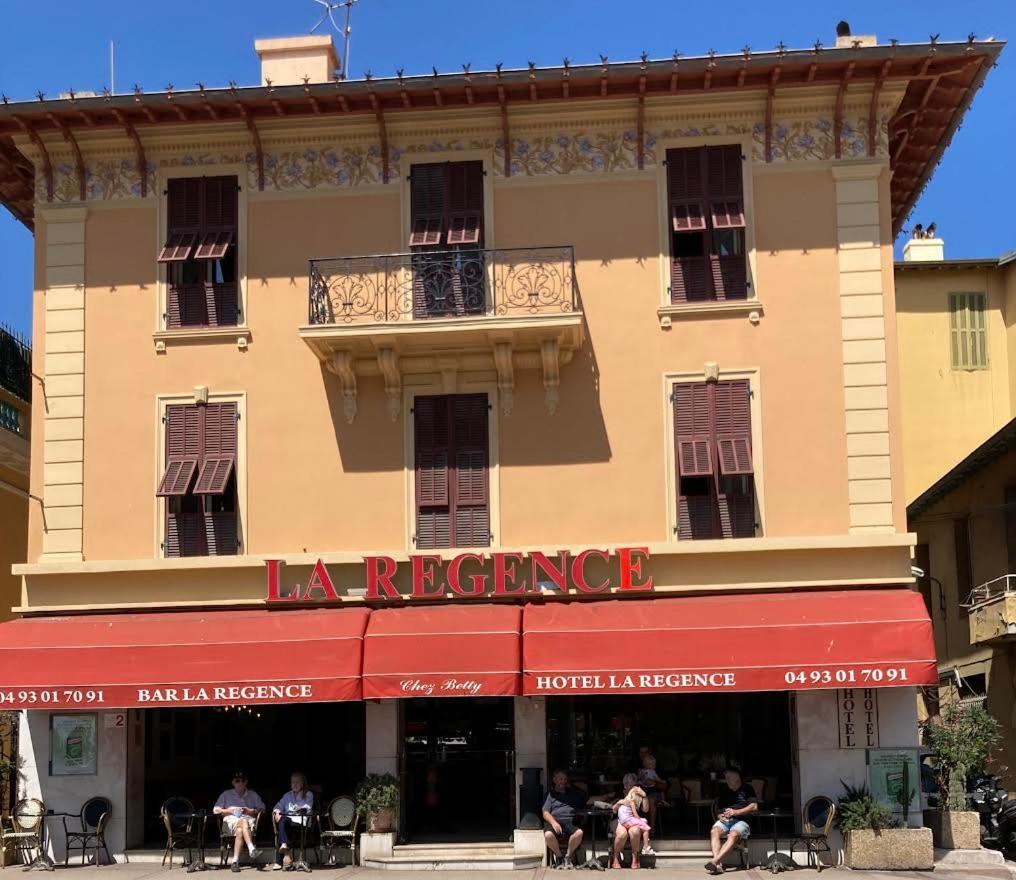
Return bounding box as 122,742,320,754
415,395,452,549
194,402,237,495
157,406,200,496
194,177,238,260
673,384,713,478
409,164,446,246
158,179,201,262
714,380,755,538
667,147,709,303
451,394,490,547
705,145,748,301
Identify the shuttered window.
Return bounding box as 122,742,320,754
673,379,756,540
667,145,748,304
159,176,239,328
949,292,987,369
159,402,239,557
409,161,486,318
414,393,490,549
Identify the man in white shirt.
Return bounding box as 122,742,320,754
214,771,266,872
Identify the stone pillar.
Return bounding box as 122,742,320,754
365,700,398,776
832,165,894,534
39,206,87,561
514,696,547,818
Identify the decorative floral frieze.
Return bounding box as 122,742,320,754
38,112,889,204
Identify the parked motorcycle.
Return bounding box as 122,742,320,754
969,774,1016,853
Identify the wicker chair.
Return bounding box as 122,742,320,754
0,798,45,869
790,797,836,871
63,797,112,866
160,796,200,868
218,810,263,867
320,797,358,866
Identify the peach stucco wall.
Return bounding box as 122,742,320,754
24,155,904,571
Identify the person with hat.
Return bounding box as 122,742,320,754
214,771,266,872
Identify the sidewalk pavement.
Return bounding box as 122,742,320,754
10,865,1016,880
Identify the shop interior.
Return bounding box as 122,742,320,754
139,702,365,845
546,692,794,838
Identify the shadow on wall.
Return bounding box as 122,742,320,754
321,311,611,472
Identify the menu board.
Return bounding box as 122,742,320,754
867,748,919,814
50,714,97,776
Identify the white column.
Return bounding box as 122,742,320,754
514,696,547,818
365,701,398,776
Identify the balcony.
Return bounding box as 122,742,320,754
300,246,584,422
966,576,1016,644
0,324,31,477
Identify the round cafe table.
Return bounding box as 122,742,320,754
754,808,796,873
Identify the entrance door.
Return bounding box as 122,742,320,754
400,697,514,842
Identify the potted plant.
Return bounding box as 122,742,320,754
355,773,399,834
925,702,1001,850
839,781,934,870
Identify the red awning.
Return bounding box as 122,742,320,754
522,589,936,696
0,608,370,709
363,604,521,698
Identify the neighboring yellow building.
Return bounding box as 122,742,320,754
0,324,30,622
0,29,1001,865
895,240,1016,501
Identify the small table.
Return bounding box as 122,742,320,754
283,812,316,873
755,809,796,874
576,807,614,865
26,812,72,872
171,811,211,873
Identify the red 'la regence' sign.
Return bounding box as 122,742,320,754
266,547,653,603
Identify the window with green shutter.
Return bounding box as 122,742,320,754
949,292,988,370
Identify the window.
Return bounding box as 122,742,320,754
666,145,748,303
414,393,490,549
157,176,239,328
408,161,485,318
949,293,987,369
157,402,239,557
0,400,19,434
954,516,972,614
673,379,756,540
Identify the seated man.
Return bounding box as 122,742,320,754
542,769,587,868
705,767,758,875
214,771,266,873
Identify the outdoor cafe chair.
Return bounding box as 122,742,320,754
63,797,112,866
159,796,200,868
747,776,768,805
218,809,263,867
0,798,45,869
320,797,358,866
680,779,714,834
789,796,836,871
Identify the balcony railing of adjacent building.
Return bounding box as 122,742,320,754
308,246,578,325
0,323,31,408
964,575,1016,609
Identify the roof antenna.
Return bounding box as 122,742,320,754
310,0,359,80
109,39,115,95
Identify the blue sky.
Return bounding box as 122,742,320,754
0,0,1013,336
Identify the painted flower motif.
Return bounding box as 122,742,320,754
797,134,815,148
753,121,766,134
539,150,554,163
557,135,570,147
816,118,833,133
645,134,657,148
304,149,318,162
516,141,530,156
265,154,278,169
775,126,789,141
622,130,633,142
578,139,592,153
181,155,196,166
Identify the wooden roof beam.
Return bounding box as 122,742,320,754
868,59,891,157
236,104,264,191
833,61,855,159
112,108,148,198
13,116,52,201
370,93,389,184
47,113,85,201
892,73,942,165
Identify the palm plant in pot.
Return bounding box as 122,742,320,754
355,773,399,833
925,702,1001,849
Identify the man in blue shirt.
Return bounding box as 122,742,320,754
272,773,314,870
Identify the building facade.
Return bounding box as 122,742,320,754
0,324,30,624
896,240,1016,501
0,31,1001,865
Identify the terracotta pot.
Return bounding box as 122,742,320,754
368,808,395,833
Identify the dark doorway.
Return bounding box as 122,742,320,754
400,697,514,842
141,702,365,845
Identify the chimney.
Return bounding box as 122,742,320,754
902,235,945,263
834,21,877,48
254,36,339,86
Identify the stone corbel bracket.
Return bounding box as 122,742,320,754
326,351,357,424
492,341,514,416
540,338,562,415
377,347,401,421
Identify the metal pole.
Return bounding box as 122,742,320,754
342,0,354,80
110,40,115,94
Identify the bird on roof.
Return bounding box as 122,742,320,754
912,224,924,239
926,222,937,238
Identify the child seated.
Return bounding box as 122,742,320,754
613,785,654,868
639,755,671,808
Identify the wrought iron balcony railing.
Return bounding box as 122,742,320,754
0,323,31,403
308,246,578,325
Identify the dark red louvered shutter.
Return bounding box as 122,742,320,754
194,176,238,261
162,404,206,557
674,382,718,540
667,147,710,303
705,145,748,301
159,178,201,262
451,394,490,548
414,395,452,549
444,161,485,315
157,406,199,496
713,380,755,538
194,402,237,495
410,164,447,318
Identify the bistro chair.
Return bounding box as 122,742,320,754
710,799,749,870
273,808,321,866
63,797,112,866
747,777,767,805
0,798,45,869
789,796,836,871
219,810,263,867
160,796,200,868
320,796,359,866
680,779,714,833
